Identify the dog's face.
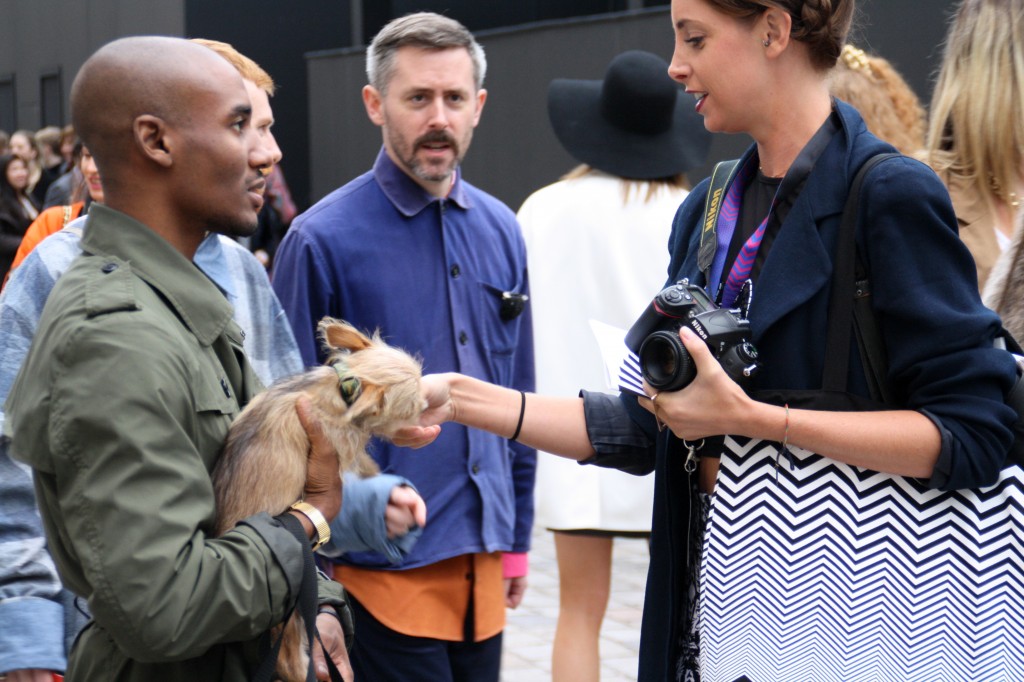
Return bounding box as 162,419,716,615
317,319,425,438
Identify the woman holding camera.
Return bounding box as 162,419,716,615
397,1,1020,680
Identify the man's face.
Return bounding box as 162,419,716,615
10,133,35,163
243,78,281,205
172,60,271,238
363,46,486,196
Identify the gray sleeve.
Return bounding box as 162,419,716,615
578,390,658,476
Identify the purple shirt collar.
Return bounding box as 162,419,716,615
372,147,472,217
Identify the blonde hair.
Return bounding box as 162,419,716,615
190,38,275,95
924,0,1024,212
561,164,690,204
829,45,926,155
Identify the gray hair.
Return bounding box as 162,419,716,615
366,12,487,94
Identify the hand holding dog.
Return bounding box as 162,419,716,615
295,395,343,523
638,327,752,442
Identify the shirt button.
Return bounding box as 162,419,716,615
472,464,480,474
450,264,461,278
459,331,468,345
101,262,118,273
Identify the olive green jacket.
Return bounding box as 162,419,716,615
4,204,345,680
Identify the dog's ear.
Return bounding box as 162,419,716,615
319,319,373,353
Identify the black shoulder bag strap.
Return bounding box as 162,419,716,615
829,152,1024,467
252,514,345,682
822,152,901,397
697,159,742,283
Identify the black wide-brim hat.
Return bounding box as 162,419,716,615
548,50,712,179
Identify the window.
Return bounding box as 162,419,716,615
40,69,63,127
0,75,15,133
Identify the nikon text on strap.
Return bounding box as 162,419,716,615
697,159,740,283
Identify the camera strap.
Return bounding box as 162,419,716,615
697,159,741,282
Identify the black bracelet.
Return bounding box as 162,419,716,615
317,606,340,622
510,390,526,441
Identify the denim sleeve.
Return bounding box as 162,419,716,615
578,390,658,476
320,473,422,564
0,441,66,673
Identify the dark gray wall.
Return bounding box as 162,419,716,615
307,1,957,212
185,0,352,211
0,0,184,129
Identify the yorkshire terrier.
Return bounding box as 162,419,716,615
212,318,424,681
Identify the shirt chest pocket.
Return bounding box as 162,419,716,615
478,279,527,385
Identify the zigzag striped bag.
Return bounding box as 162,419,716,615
700,437,1024,682
697,154,1024,680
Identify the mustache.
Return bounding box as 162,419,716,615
414,130,457,149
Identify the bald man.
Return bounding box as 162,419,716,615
2,37,348,681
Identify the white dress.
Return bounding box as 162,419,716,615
518,171,688,532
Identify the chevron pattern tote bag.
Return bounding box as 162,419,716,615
699,436,1024,682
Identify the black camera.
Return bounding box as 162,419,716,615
624,279,761,392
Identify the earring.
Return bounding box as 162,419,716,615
763,37,771,47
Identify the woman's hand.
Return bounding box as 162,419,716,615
638,326,753,440
391,374,455,448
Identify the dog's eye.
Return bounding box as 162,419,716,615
339,376,362,406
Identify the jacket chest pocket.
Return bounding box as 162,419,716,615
190,348,240,473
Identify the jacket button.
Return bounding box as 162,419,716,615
450,264,461,278
459,331,468,345
472,464,480,474
101,263,118,273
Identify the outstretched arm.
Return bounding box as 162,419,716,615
393,373,597,461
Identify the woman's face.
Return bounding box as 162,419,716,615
10,133,36,162
5,157,29,191
79,147,104,203
668,0,766,134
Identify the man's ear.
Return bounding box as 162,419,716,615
133,114,173,168
472,88,487,128
363,85,385,127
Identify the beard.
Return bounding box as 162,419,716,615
391,128,465,184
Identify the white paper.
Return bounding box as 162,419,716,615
588,319,645,396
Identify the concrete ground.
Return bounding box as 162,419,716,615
500,525,650,681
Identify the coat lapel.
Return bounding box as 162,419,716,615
747,107,862,340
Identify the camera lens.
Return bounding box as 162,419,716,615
639,330,697,392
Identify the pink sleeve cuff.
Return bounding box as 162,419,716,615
502,552,529,579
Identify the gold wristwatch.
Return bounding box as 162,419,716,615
289,501,331,551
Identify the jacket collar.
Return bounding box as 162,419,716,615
741,100,885,340
372,147,472,217
81,204,235,347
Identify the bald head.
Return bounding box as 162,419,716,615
70,36,266,249
70,36,246,185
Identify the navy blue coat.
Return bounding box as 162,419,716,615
619,101,1017,681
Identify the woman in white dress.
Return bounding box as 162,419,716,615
517,50,712,682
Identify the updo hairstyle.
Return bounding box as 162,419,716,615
704,0,855,71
